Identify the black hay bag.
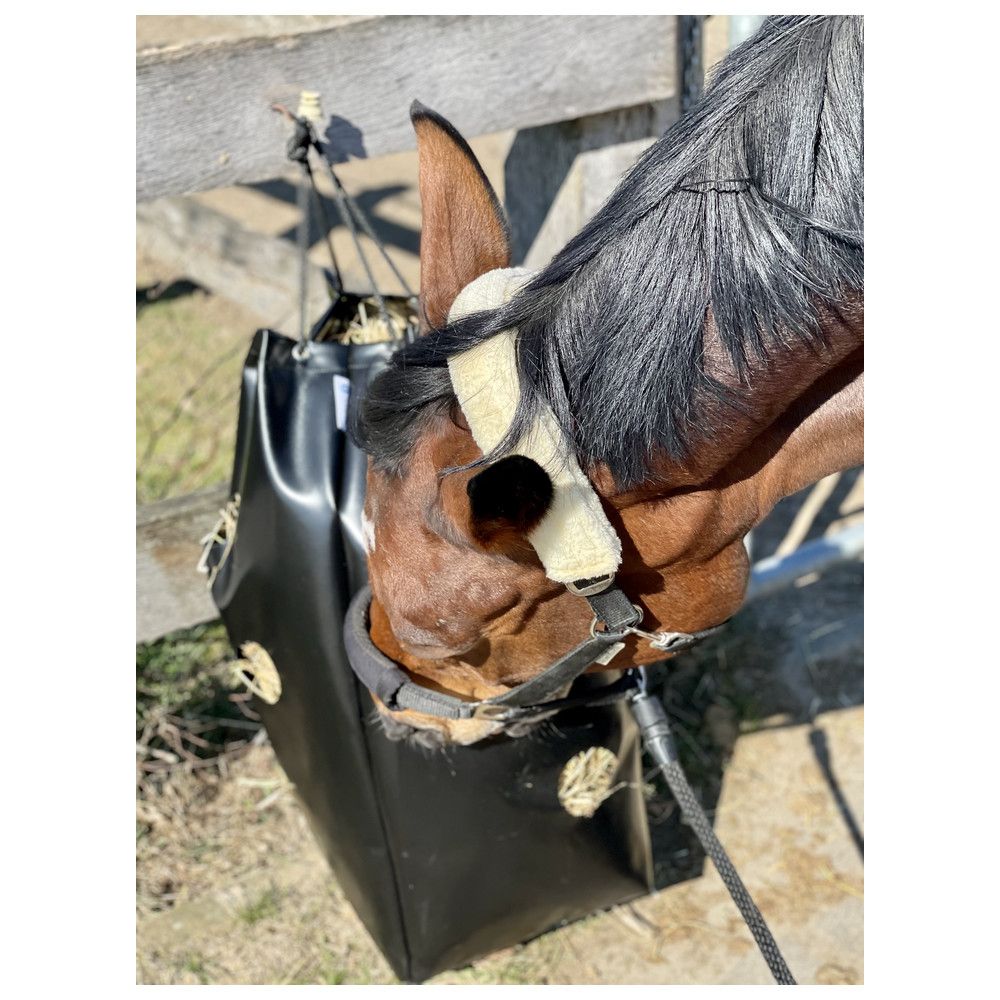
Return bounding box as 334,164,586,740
204,326,654,982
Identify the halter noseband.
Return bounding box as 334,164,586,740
344,575,728,724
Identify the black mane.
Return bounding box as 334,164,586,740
355,15,863,488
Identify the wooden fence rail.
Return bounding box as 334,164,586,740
137,14,676,201
137,15,683,642
137,485,229,643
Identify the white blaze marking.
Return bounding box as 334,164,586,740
361,512,376,554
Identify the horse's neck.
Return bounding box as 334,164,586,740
595,293,863,541
662,295,861,491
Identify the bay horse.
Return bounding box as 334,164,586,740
353,15,863,746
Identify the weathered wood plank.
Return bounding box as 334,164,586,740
137,15,676,201
137,485,228,643
137,197,329,324
504,101,678,268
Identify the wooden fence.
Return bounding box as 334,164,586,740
136,14,684,643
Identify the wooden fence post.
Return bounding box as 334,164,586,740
137,486,229,643
504,101,677,270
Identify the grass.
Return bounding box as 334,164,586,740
135,621,261,791
288,953,382,986
136,621,234,730
181,953,211,983
136,274,257,506
238,886,283,926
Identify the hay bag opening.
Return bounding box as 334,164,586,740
557,747,624,818
230,641,282,705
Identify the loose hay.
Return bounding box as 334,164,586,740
339,299,416,344
557,747,624,818
306,295,417,346
197,494,241,586
230,642,282,705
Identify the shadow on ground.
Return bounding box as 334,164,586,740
643,469,863,890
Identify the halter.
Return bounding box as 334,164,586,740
345,577,727,724
344,268,728,724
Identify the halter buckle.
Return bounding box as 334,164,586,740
566,574,615,597
470,702,522,722
589,603,701,652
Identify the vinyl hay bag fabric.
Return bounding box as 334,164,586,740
200,296,654,981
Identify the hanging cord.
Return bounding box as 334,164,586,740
631,674,796,985
274,99,418,343
275,102,357,357
334,174,421,338
313,148,397,335
329,162,416,300
284,116,315,354
308,178,344,296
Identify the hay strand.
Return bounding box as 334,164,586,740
230,642,282,705
557,746,624,818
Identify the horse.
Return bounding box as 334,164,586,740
352,15,863,746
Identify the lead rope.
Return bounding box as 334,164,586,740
631,675,796,985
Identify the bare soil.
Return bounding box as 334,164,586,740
136,703,862,985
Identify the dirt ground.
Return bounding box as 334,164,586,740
137,709,862,985
137,546,863,985
136,15,862,985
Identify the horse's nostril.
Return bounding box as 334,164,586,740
399,638,477,660
392,619,476,659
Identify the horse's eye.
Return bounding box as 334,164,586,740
466,455,553,546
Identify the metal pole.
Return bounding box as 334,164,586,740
677,15,705,114
729,15,766,50
746,523,864,603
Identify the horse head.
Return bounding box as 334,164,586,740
356,18,863,746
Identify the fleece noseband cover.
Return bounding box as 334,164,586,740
447,269,622,584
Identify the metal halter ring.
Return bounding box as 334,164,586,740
588,603,647,640
590,604,700,652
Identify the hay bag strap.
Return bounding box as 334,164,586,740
276,94,419,357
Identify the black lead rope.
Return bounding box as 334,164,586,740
631,679,796,985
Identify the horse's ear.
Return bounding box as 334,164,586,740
411,100,511,331
466,456,552,550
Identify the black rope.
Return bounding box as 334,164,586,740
278,104,419,343
631,686,796,985
282,112,400,344
315,154,396,333
331,159,416,300
285,116,341,352
287,115,390,331
294,160,311,348
307,177,343,295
